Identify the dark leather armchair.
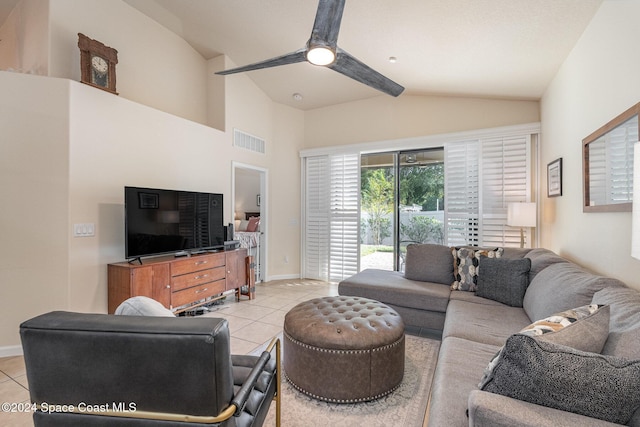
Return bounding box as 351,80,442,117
20,311,281,427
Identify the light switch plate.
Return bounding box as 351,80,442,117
74,223,95,237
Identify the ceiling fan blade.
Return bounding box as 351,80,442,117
215,48,307,75
329,48,405,97
309,0,346,47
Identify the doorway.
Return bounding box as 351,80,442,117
232,162,267,282
360,148,444,272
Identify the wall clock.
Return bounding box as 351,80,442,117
77,33,118,94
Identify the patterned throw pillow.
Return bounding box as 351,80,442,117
479,334,640,424
479,304,609,389
451,247,503,291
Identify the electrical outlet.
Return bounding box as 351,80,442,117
284,255,289,264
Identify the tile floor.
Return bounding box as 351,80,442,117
0,278,438,426
0,278,341,426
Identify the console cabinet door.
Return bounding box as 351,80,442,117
151,263,171,308
226,249,247,291
108,263,171,313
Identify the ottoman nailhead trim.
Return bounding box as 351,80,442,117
284,332,403,353
284,331,369,354
372,335,404,352
284,371,403,404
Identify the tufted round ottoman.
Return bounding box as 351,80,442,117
283,296,405,403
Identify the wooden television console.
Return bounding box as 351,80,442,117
107,248,252,314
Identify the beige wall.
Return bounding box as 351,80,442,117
48,0,209,126
304,94,540,148
0,72,70,354
0,0,49,74
540,0,640,289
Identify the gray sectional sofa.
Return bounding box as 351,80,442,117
338,244,640,427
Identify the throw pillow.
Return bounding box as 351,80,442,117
404,244,454,284
451,247,503,291
479,334,640,424
476,257,531,307
246,216,260,232
115,296,175,317
479,304,609,389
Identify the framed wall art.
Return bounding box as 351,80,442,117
547,158,563,197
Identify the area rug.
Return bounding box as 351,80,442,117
261,334,440,427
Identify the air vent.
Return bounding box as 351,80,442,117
234,129,266,154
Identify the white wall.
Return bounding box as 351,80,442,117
540,0,640,289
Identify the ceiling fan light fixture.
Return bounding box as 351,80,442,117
306,45,335,66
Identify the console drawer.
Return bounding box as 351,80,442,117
172,266,225,292
171,280,225,308
171,253,225,276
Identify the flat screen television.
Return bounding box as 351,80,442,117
125,186,224,259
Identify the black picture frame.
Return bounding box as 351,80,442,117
547,158,563,197
139,192,159,209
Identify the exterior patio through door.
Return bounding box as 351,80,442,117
360,149,444,272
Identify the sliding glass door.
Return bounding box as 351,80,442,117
301,125,537,281
360,153,396,271
397,150,445,271
360,149,445,272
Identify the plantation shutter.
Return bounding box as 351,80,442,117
479,135,531,247
303,156,330,280
444,140,480,246
444,135,532,247
302,153,360,280
329,154,360,281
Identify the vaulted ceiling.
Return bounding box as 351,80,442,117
3,0,604,110
125,0,602,110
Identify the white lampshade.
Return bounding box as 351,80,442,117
507,202,537,227
632,142,640,259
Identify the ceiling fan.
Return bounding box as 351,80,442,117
215,0,404,97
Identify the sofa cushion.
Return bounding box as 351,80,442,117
452,247,503,292
404,243,454,284
524,248,568,282
442,299,532,347
468,390,627,427
476,257,531,307
338,269,451,313
592,286,640,358
479,334,640,425
522,262,625,322
427,336,501,427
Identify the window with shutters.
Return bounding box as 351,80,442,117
444,135,532,248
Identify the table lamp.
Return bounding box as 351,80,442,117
507,202,537,248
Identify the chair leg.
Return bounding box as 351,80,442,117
275,338,281,427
